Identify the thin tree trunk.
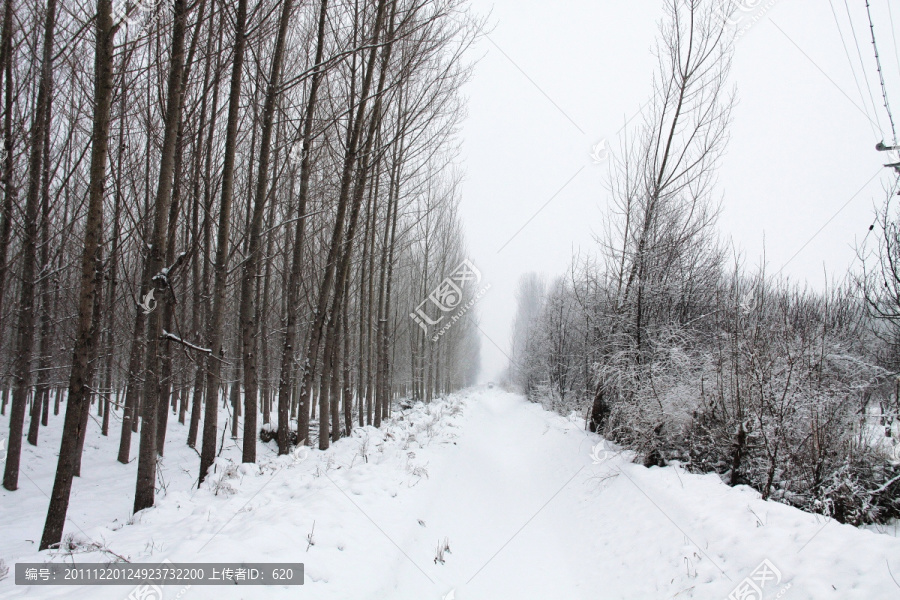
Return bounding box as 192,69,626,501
300,0,389,451
156,0,207,456
39,0,110,549
200,0,249,482
133,0,189,513
0,0,16,338
28,102,54,446
4,0,57,491
101,98,124,439
116,38,147,462
374,179,393,426
239,0,295,464
276,0,328,454
379,136,402,423
188,5,222,449
342,299,352,434
358,175,376,427
73,241,104,477
258,133,281,427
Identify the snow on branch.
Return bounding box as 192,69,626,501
152,252,189,287
161,330,211,354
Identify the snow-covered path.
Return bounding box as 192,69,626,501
381,390,600,599
3,387,900,599
365,389,900,599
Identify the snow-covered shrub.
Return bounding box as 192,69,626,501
512,266,900,525
809,457,900,525
259,425,299,446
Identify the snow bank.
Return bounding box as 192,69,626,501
2,387,900,599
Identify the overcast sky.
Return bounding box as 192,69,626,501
453,0,900,382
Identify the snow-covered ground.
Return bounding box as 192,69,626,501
2,387,900,599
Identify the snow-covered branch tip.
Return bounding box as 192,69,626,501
151,252,189,287
161,330,211,354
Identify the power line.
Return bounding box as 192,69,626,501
844,0,885,135
865,0,898,145
887,0,900,78
828,0,880,140
772,20,881,132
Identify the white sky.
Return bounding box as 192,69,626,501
455,0,900,382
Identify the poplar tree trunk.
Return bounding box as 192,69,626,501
40,0,110,549
156,0,207,455
100,158,122,438
298,0,389,450
276,0,329,454
342,300,353,434
27,103,54,446
133,0,189,514
379,137,402,423
0,0,16,334
239,0,295,464
200,0,249,483
3,0,57,491
73,242,104,478
188,7,223,449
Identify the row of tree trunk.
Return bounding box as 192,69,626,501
0,0,481,552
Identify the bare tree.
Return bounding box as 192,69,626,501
40,0,111,550
200,0,250,483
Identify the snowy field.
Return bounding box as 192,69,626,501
2,387,900,599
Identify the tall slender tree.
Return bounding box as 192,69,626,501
133,0,190,513
200,0,249,483
40,0,112,549
3,0,58,491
